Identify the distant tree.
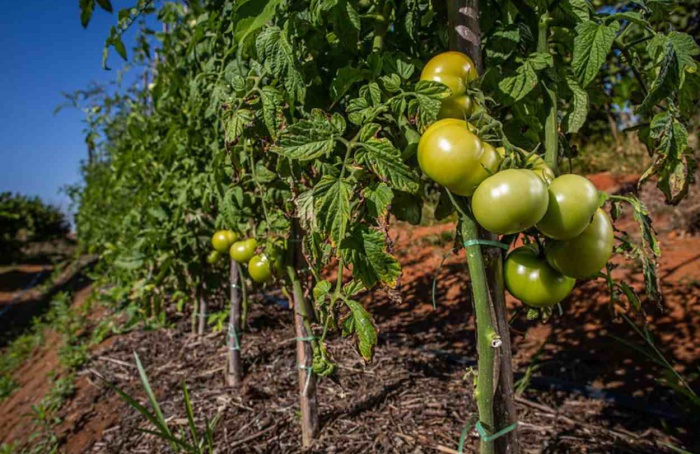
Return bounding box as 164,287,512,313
0,192,70,263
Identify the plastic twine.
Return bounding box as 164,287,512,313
463,239,510,250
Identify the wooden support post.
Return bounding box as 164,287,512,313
226,259,243,387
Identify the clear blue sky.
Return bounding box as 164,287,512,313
0,1,143,217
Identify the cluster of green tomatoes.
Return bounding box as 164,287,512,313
419,52,614,309
207,230,278,283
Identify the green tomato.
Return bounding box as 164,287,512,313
527,154,556,184
248,254,272,283
536,174,600,240
229,238,257,263
471,169,549,234
212,230,237,253
206,250,222,265
420,51,478,96
438,94,474,120
504,247,576,308
546,208,614,279
417,118,485,196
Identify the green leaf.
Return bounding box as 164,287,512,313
314,175,353,246
274,110,342,161
96,0,113,12
344,299,378,361
497,52,553,103
562,76,589,133
357,138,419,193
409,81,450,129
364,182,394,219
234,0,282,44
80,0,95,28
641,112,690,204
313,280,332,306
256,26,306,103
572,20,619,87
223,108,253,143
260,86,283,139
560,0,591,22
640,32,700,112
331,66,367,102
341,226,401,288
485,25,520,65
296,190,317,232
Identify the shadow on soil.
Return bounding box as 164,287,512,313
364,258,700,451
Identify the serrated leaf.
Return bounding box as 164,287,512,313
260,85,283,139
296,190,317,232
274,110,341,160
359,123,381,142
641,112,690,204
364,182,394,219
344,299,378,361
640,32,700,112
563,76,589,133
357,138,419,193
314,175,352,245
313,280,332,306
572,20,619,87
485,25,520,64
560,0,590,22
497,52,553,104
223,108,253,143
256,26,306,103
341,226,401,288
380,74,402,93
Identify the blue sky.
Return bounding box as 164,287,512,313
0,1,144,217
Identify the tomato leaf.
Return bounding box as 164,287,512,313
341,226,401,288
572,20,619,88
497,52,553,104
79,0,95,28
364,182,394,219
562,76,589,134
256,26,306,103
344,299,378,361
314,175,353,246
274,110,343,161
356,138,419,193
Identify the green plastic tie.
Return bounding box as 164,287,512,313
463,239,510,250
475,420,518,442
295,336,317,342
227,323,241,351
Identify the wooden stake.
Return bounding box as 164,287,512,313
226,259,243,387
448,2,520,453
288,223,318,446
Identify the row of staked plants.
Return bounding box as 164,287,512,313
72,0,699,452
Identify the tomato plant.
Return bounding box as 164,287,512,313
536,174,600,240
229,238,257,263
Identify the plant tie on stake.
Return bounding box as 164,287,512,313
462,239,510,251
227,323,241,351
457,417,519,453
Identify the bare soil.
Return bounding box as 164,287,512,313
1,174,699,453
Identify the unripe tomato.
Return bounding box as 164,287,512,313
248,254,272,283
504,247,576,308
438,94,474,120
212,230,237,253
546,208,614,279
417,119,485,196
536,174,600,240
229,238,257,263
471,169,549,234
527,154,556,184
471,142,503,184
420,51,478,96
206,250,222,265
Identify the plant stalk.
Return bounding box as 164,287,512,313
197,281,207,336
226,259,243,387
